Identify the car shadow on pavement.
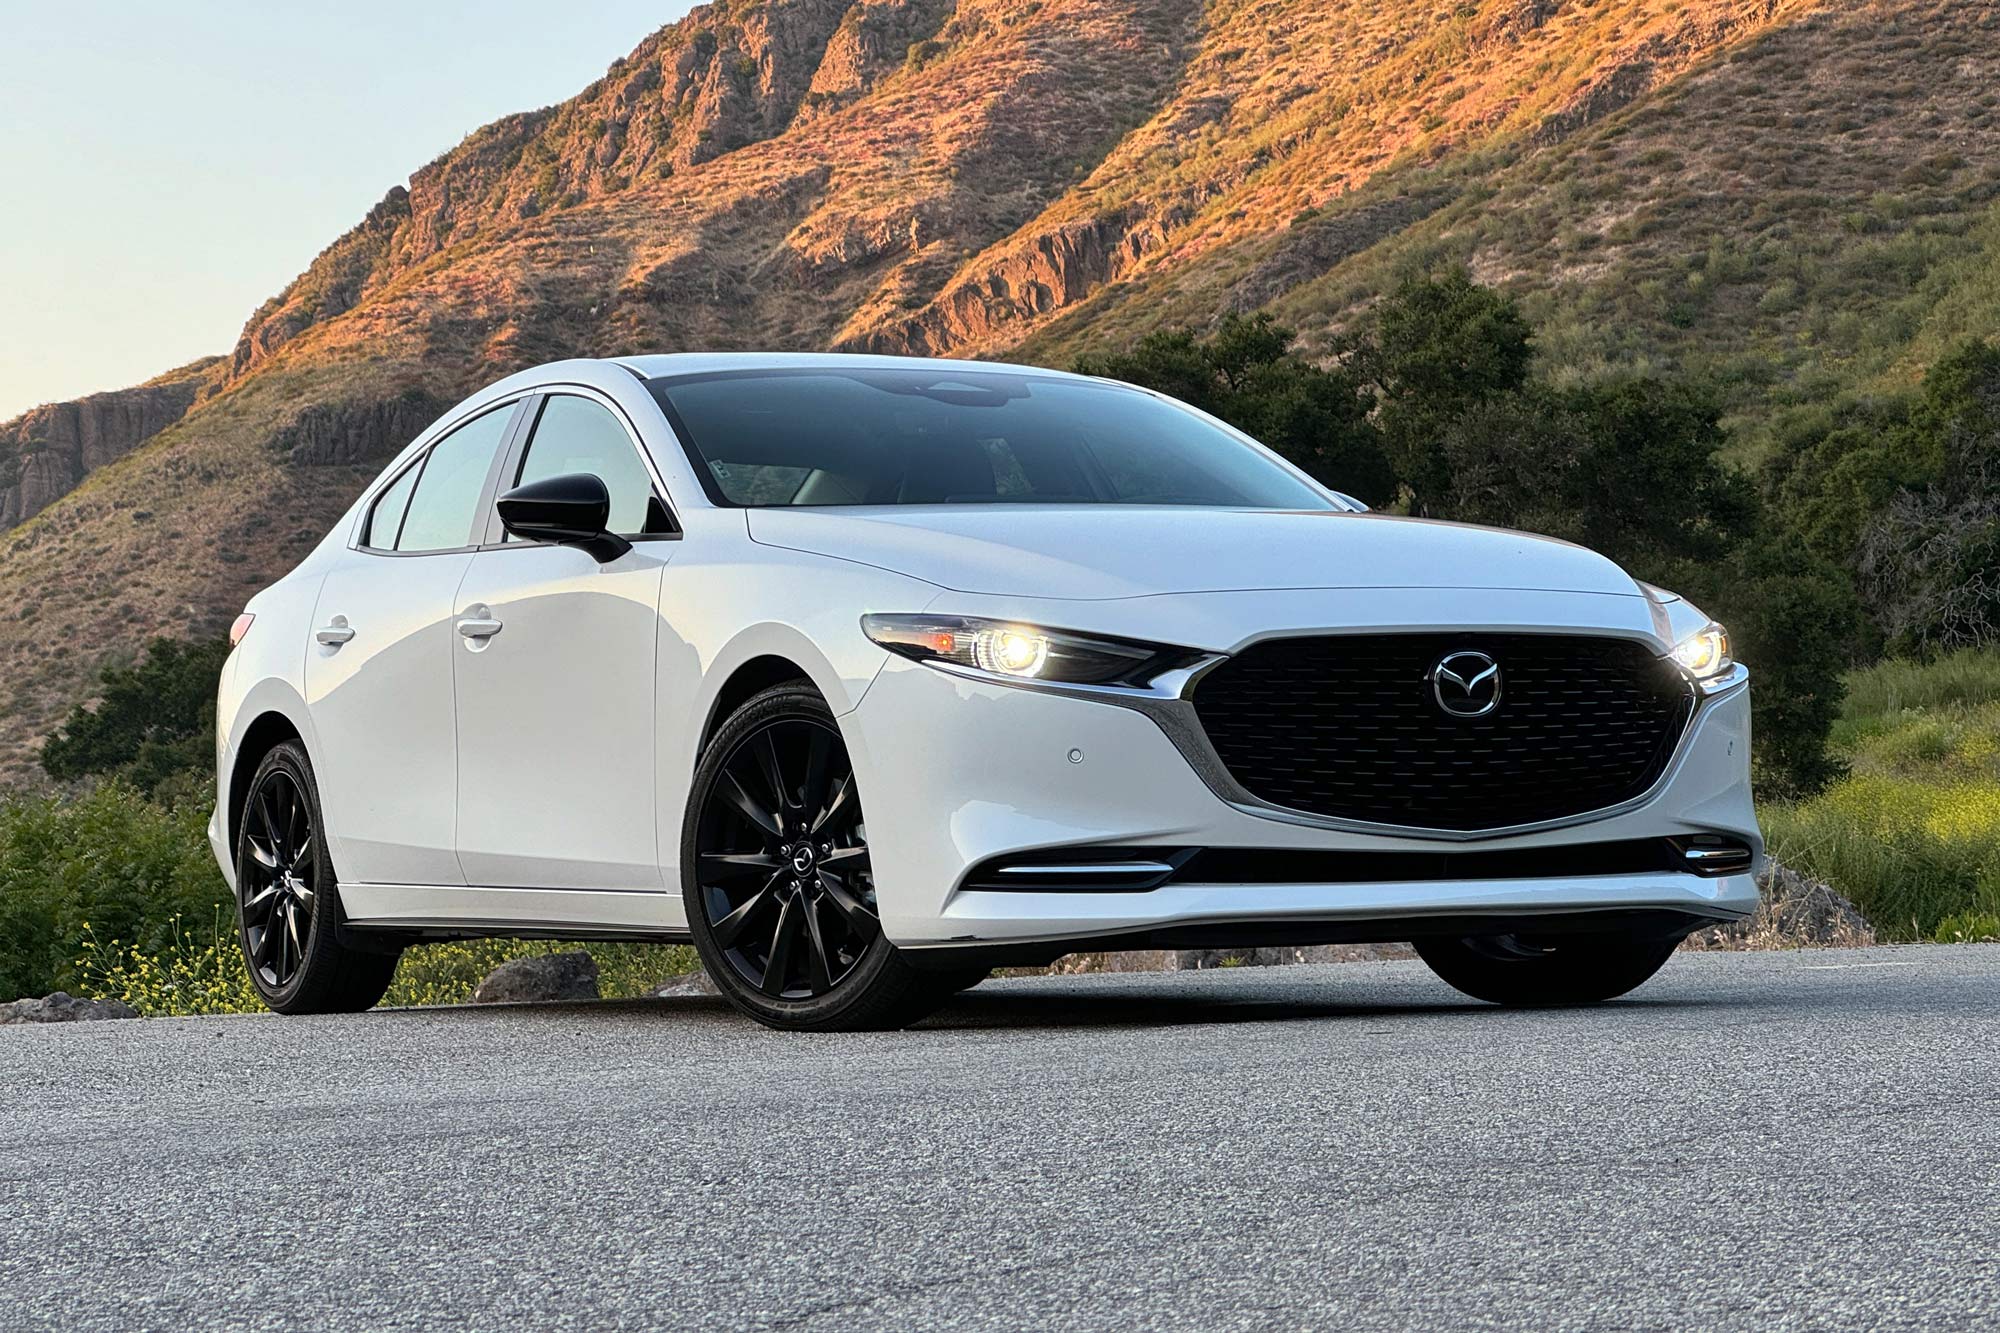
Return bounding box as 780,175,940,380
375,974,1746,1032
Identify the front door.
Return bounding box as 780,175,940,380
452,392,674,890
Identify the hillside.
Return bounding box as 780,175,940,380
2,0,1997,782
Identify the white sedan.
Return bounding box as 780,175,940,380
211,353,1760,1030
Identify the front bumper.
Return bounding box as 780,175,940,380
845,652,1761,951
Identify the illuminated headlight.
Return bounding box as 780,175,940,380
1670,623,1734,684
862,614,1197,687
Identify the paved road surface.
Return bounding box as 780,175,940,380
3,947,1997,1331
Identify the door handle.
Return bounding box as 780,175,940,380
456,616,504,640
315,617,355,646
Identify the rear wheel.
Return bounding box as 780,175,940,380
1414,930,1678,1006
683,684,946,1032
235,741,399,1014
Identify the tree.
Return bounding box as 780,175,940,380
1429,378,1755,572
1691,544,1862,795
40,637,230,796
1839,341,2000,653
1073,270,1855,794
1364,268,1534,512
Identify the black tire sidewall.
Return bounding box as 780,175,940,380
681,684,921,1030
235,740,385,1013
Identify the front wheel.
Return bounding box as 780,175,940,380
1414,930,1678,1006
683,684,947,1032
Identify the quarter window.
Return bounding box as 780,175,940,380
394,406,514,553
362,460,420,550
509,395,670,538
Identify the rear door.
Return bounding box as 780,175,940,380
451,390,675,891
303,401,522,886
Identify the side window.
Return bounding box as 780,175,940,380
395,406,514,553
510,395,670,538
362,460,420,550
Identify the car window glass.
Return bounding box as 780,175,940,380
510,395,667,538
363,461,420,549
649,370,1329,509
397,407,513,552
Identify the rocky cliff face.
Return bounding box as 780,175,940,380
0,360,216,531
1,0,1996,783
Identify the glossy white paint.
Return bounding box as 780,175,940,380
213,353,1761,949
304,551,473,886
848,656,1757,945
748,506,1642,600
452,541,668,890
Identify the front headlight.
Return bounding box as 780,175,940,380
1670,622,1735,685
862,614,1198,688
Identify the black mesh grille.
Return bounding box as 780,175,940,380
1191,634,1696,831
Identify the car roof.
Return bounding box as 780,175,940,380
610,351,1099,383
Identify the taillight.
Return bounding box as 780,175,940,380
229,613,255,648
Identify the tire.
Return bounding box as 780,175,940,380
235,741,400,1015
1414,930,1678,1006
682,683,945,1032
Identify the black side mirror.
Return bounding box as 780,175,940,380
496,473,632,563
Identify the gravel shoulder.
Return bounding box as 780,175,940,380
2,946,1996,1331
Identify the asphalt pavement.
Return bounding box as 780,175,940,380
2,946,1996,1331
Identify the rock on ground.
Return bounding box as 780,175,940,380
469,952,599,1005
1682,861,1876,950
0,993,140,1025
653,970,718,998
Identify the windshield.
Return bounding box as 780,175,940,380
646,368,1333,509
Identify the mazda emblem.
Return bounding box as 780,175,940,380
1430,651,1502,718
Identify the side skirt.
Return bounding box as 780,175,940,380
338,881,684,937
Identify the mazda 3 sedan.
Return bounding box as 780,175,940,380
212,353,1759,1030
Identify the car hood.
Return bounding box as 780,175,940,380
746,506,1644,600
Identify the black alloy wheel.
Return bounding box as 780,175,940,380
684,684,948,1031
234,741,400,1014
240,766,317,991
695,714,876,998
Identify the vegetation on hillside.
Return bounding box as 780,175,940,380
1079,269,1858,794
1763,650,2000,942
39,636,229,798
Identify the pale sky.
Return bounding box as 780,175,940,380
0,1,698,421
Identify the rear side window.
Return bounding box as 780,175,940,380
393,407,514,552
362,461,419,550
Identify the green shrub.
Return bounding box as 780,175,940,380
1843,648,2000,717
0,783,227,1000
39,637,229,794
73,910,703,1016
1935,911,2000,942
1764,776,2000,939
1760,649,2000,940
75,910,262,1016
383,939,699,1007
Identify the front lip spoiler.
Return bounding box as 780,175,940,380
903,905,1741,971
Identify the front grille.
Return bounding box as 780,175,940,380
1191,633,1696,831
